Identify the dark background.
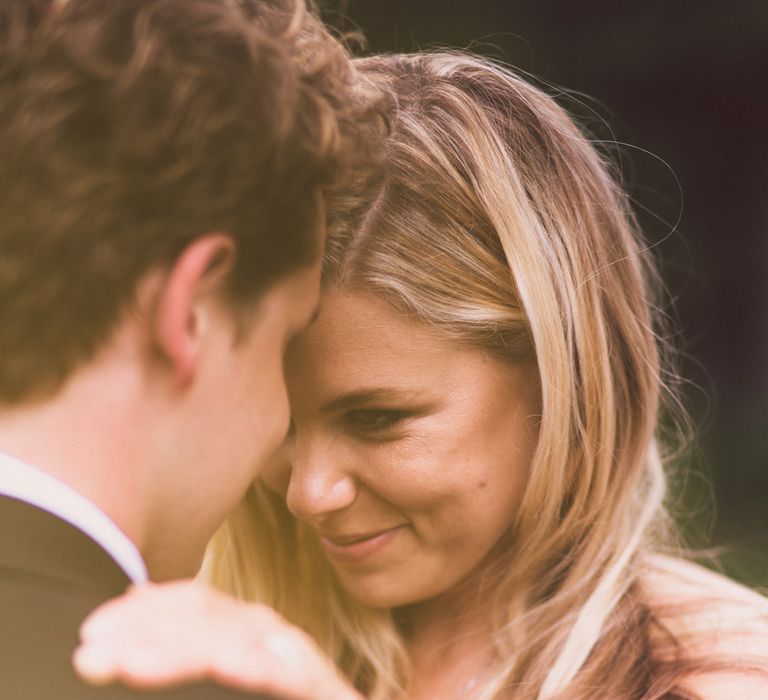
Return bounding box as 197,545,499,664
323,0,768,587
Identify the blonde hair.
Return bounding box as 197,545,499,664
208,52,701,698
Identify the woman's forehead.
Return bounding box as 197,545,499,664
287,289,456,371
284,288,536,410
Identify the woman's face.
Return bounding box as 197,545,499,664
261,289,540,608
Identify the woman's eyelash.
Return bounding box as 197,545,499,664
345,409,409,433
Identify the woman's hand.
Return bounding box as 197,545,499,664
73,580,363,700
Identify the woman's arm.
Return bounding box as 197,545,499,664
74,580,363,700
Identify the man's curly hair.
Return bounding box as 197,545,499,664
0,0,384,402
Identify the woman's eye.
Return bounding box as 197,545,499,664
345,409,408,435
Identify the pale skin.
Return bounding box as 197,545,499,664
74,291,768,699
0,233,322,580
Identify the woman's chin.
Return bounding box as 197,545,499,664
333,569,449,610
333,572,420,609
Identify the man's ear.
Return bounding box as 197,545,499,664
151,234,236,388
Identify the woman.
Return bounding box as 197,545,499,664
75,52,768,699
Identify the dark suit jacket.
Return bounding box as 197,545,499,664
0,495,270,699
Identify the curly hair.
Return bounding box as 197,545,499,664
0,0,384,402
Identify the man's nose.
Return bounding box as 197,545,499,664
285,433,357,522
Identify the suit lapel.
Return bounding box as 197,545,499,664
0,495,131,596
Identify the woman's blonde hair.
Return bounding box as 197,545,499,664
207,51,698,699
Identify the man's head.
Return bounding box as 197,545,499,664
0,0,383,577
0,0,367,401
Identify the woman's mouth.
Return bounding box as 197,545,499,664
319,526,404,563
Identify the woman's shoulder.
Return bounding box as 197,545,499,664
643,553,768,611
642,554,768,699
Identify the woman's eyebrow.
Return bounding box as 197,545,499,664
320,388,432,414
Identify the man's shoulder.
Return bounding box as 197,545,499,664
0,500,269,700
1,566,267,699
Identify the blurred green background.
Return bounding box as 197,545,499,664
324,0,768,588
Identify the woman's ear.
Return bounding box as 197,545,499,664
150,234,236,388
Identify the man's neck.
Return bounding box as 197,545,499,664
0,363,149,556
0,452,149,583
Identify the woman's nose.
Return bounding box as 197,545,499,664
285,435,357,522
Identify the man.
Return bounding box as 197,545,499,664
0,0,379,697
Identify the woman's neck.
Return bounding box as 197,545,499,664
398,573,498,700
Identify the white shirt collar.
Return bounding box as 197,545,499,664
0,451,148,583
